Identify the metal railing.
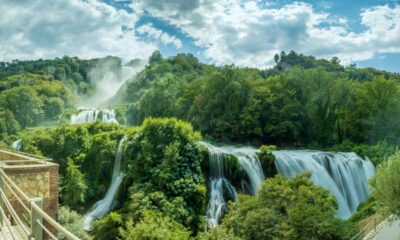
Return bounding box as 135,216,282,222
0,168,80,240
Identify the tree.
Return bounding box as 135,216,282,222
92,212,123,240
371,152,400,216
359,77,400,143
123,118,206,232
57,206,90,240
222,173,349,240
62,159,88,208
149,51,163,65
0,86,43,128
120,211,191,240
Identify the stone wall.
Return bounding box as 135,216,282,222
3,164,59,220
0,150,59,239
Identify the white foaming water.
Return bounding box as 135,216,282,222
11,139,22,151
205,149,238,228
274,150,375,219
202,142,375,226
70,108,118,125
201,142,264,227
83,136,127,231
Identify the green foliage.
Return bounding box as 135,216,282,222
62,159,88,208
0,110,20,138
371,152,400,216
257,145,277,177
221,173,351,240
119,51,400,147
57,206,91,240
19,122,123,208
0,73,77,134
332,140,397,166
348,196,378,224
196,226,242,240
123,118,206,232
120,210,191,240
222,154,243,189
0,85,43,128
92,212,123,240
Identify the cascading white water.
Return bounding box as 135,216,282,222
202,142,264,227
11,139,22,151
70,108,118,125
205,149,238,228
202,142,376,226
274,150,375,219
83,136,127,231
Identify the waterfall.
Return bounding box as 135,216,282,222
11,139,22,151
201,142,264,227
70,108,118,125
274,150,375,219
202,142,375,226
205,149,238,228
83,136,127,231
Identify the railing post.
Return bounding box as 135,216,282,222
0,174,3,226
31,197,43,240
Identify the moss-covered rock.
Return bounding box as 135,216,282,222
223,154,243,190
257,145,277,178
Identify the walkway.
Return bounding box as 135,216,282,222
372,218,400,240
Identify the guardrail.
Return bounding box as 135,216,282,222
0,148,52,161
350,214,391,240
0,168,80,240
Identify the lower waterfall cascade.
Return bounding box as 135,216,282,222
83,136,127,231
202,142,376,226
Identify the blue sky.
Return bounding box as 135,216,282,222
1,0,399,72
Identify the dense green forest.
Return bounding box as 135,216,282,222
0,51,400,239
117,51,400,148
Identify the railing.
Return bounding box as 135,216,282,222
0,168,80,240
0,148,52,162
350,214,391,240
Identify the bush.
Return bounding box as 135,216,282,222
257,145,277,177
371,152,400,216
120,211,191,240
57,206,90,240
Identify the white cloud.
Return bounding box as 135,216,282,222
131,0,400,68
0,0,157,61
136,24,182,48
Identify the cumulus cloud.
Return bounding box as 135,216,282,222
0,0,156,61
136,24,182,48
131,0,400,68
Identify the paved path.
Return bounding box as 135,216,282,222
372,218,400,240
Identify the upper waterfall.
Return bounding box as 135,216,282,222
201,142,375,226
70,108,118,125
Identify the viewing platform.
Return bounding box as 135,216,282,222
0,149,79,240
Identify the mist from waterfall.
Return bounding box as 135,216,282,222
81,58,147,107
83,136,127,231
202,142,375,226
70,108,118,125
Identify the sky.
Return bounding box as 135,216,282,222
0,0,399,72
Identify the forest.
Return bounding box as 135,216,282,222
0,51,400,239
